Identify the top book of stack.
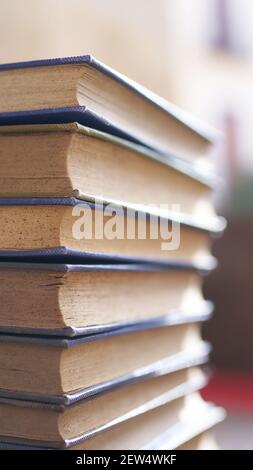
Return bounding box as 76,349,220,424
0,55,216,171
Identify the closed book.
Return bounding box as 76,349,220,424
70,393,224,451
0,55,216,166
0,198,222,267
0,320,207,397
0,393,223,450
0,262,212,336
0,367,206,449
0,123,217,224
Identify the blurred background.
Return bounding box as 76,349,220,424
1,0,253,449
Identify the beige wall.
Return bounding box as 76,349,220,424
0,0,175,99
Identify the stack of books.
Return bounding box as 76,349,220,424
0,56,225,450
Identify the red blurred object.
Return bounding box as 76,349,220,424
201,370,253,411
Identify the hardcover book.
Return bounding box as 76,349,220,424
0,55,217,166
0,367,206,448
0,123,217,223
0,393,225,450
0,262,212,336
0,197,222,266
0,320,207,397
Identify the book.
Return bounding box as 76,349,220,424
0,262,212,336
0,198,222,266
0,341,209,405
0,367,205,448
0,321,206,396
69,393,224,451
0,394,225,451
0,55,216,165
0,123,216,223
